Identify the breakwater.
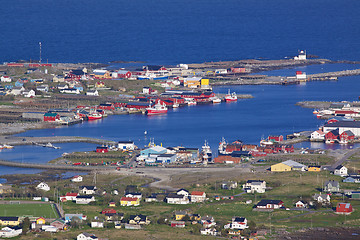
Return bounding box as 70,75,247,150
0,136,116,146
0,159,110,171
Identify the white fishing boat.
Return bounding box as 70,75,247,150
225,90,237,102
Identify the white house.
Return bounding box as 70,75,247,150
0,227,22,238
313,193,331,204
200,228,218,236
118,141,136,151
71,175,83,182
0,76,12,82
334,165,348,177
60,192,79,202
224,217,248,230
36,85,49,92
190,191,206,203
41,225,58,232
57,83,68,90
77,232,98,240
86,90,99,96
22,89,36,98
125,192,142,199
310,130,325,141
9,86,25,95
61,88,80,94
176,189,189,197
76,195,95,204
166,193,189,204
79,186,97,195
91,221,104,228
242,180,266,193
294,50,307,60
295,200,308,208
36,182,50,191
296,71,307,80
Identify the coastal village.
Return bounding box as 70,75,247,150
0,53,359,239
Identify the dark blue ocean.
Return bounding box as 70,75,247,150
1,0,359,63
1,0,360,175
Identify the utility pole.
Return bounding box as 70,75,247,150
39,42,42,63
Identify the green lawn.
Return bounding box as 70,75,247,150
0,203,59,218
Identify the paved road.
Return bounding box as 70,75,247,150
330,147,360,170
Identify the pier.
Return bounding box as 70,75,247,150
308,69,360,80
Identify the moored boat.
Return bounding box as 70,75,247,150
88,112,103,120
146,101,168,115
260,139,274,146
225,90,237,102
211,97,221,103
2,144,14,149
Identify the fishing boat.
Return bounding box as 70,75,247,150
201,140,213,164
225,90,237,102
87,112,103,120
218,137,228,155
325,139,335,144
187,100,197,106
313,109,319,114
172,103,179,108
146,101,168,115
2,144,14,149
211,97,221,103
260,139,274,146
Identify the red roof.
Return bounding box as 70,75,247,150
121,197,138,201
66,192,79,197
191,191,205,196
336,203,353,213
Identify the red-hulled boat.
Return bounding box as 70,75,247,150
146,101,168,115
87,112,103,120
225,90,238,102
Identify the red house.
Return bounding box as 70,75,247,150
96,146,108,153
325,129,339,140
336,203,353,215
171,221,185,228
101,209,117,215
268,135,284,142
285,145,294,153
225,144,242,153
340,130,355,142
44,112,60,122
97,103,115,111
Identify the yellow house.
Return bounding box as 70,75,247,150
201,78,209,86
308,166,321,172
189,213,201,221
175,211,187,220
93,71,111,79
0,217,20,226
271,162,292,172
109,202,116,207
36,217,46,225
120,197,140,206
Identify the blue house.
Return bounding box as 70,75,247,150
74,85,84,92
343,176,360,183
5,85,13,90
140,146,167,156
64,213,83,223
15,81,24,87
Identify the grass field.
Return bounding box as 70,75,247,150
0,203,59,218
